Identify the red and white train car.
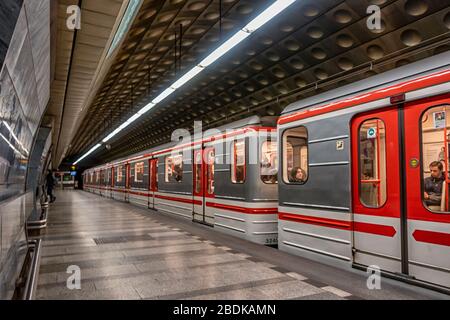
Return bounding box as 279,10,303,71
84,116,279,245
277,51,450,291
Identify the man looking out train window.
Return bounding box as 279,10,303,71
424,161,445,207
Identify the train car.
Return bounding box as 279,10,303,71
83,116,278,245
277,51,450,291
153,116,278,244
197,117,278,244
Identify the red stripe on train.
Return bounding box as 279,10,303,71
279,212,351,230
353,222,396,237
155,194,202,205
413,230,450,247
129,190,152,197
279,212,397,237
278,69,450,125
207,202,278,215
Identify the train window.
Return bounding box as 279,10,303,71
194,152,202,193
207,149,215,194
421,105,450,213
358,119,387,208
134,162,144,183
282,126,308,184
261,140,278,184
231,139,246,184
155,160,159,185
165,154,183,183
117,165,123,183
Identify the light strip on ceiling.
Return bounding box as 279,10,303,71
107,0,143,57
73,143,101,165
74,0,296,165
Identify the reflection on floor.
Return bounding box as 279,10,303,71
35,190,447,300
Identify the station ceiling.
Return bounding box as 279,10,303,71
54,0,450,168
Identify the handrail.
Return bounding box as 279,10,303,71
27,210,48,230
22,239,42,300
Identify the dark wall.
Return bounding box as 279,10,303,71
0,0,23,69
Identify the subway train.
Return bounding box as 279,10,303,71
83,51,450,292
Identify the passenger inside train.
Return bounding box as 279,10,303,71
421,106,450,212
424,161,444,207
289,167,307,183
283,126,308,184
261,140,278,183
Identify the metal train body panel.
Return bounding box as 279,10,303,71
82,52,450,292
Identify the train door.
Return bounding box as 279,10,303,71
351,107,403,274
193,147,215,225
149,159,158,209
403,94,450,288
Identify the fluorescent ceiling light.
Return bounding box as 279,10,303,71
75,0,296,165
103,126,125,142
137,102,156,114
199,30,250,67
243,0,296,33
171,65,204,89
125,113,141,124
73,143,101,165
107,0,142,57
152,87,176,104
103,131,118,143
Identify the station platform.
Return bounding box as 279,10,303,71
36,190,449,300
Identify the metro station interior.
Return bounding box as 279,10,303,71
1,0,450,304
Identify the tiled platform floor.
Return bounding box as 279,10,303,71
35,190,449,300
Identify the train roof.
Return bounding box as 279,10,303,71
281,50,450,116
86,115,277,170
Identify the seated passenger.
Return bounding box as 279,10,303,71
424,161,445,206
289,167,307,183
174,166,182,182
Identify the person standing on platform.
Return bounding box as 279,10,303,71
46,169,56,203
